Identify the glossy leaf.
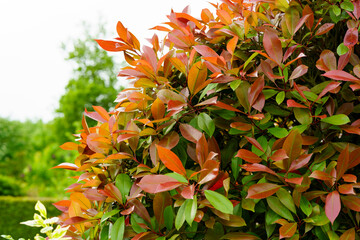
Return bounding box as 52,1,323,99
185,196,197,226
153,192,172,226
315,23,335,36
236,149,262,163
188,61,208,95
279,222,297,239
283,130,302,170
156,145,187,176
341,195,360,211
322,70,360,82
111,216,125,240
204,190,234,214
276,188,297,214
138,175,183,194
263,30,283,65
175,201,187,230
266,196,294,221
247,183,281,199
325,191,341,224
198,112,215,137
339,228,356,240
321,114,350,125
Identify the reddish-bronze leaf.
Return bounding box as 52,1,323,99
302,5,314,30
181,184,196,199
287,99,307,109
338,184,355,195
322,70,360,83
247,183,281,199
179,124,202,143
283,130,302,170
348,147,360,169
138,175,183,194
315,23,335,36
341,195,360,211
316,50,337,72
236,149,262,163
193,45,219,58
230,122,252,131
288,153,312,172
52,163,78,171
325,191,341,224
70,192,92,210
156,145,187,176
344,28,358,47
248,77,265,107
158,132,179,149
95,40,130,52
342,174,357,183
289,64,308,80
339,228,356,240
196,134,209,168
153,192,172,226
227,36,238,55
317,82,342,101
309,170,333,181
242,163,278,177
263,30,283,65
198,160,220,184
270,149,288,162
336,144,350,181
279,222,297,239
215,101,242,113
244,136,264,152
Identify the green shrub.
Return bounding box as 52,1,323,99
0,197,60,239
0,175,24,196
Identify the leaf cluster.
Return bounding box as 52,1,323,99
54,0,360,239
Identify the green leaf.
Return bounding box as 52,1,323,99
276,188,297,214
300,195,312,217
276,91,285,105
267,196,294,221
337,43,349,56
331,5,341,16
101,209,120,223
244,52,259,70
35,201,47,219
230,80,242,91
185,196,197,226
175,201,187,230
198,113,215,137
165,172,188,183
115,174,132,204
340,1,354,11
204,190,234,214
111,216,125,240
268,127,289,138
164,206,174,231
294,108,312,125
321,114,350,125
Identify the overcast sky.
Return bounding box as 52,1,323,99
0,0,216,122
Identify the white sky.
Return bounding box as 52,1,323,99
0,0,217,122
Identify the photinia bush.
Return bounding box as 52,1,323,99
54,0,360,239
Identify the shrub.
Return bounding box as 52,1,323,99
0,175,24,196
0,197,60,239
54,0,360,239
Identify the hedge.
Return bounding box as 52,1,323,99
0,197,60,239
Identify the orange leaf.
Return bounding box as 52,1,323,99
227,36,238,55
309,170,333,181
247,183,281,199
263,30,283,65
230,122,252,131
279,222,297,239
188,61,208,95
236,149,262,163
339,228,356,240
244,136,264,152
342,174,357,183
336,144,350,181
60,142,78,151
93,106,110,122
151,98,165,120
338,184,355,195
341,195,360,211
138,175,183,194
156,145,187,176
70,192,92,210
283,130,302,170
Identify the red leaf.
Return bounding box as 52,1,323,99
93,106,110,122
316,50,337,72
315,23,335,36
322,70,360,83
175,12,203,29
138,175,184,194
283,130,303,170
270,149,288,162
342,174,357,183
153,192,172,225
341,195,360,211
198,160,220,185
242,163,278,176
309,170,333,181
156,145,187,176
244,136,264,152
230,122,252,131
247,183,281,199
181,184,196,199
84,108,107,123
302,5,314,30
236,149,262,163
288,154,312,172
287,100,307,108
316,82,342,101
263,30,283,65
215,101,242,113
248,77,265,107
193,45,219,58
179,124,202,143
344,28,358,47
349,147,360,169
289,65,308,80
325,191,341,224
338,184,355,195
158,132,179,149
336,144,350,181
294,14,311,34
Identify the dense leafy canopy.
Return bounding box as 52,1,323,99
54,0,360,239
